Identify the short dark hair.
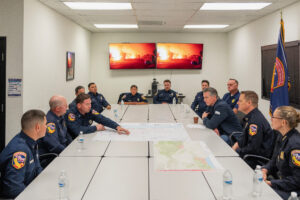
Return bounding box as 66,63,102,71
75,93,91,104
130,85,138,89
75,86,84,94
240,91,258,107
21,109,45,131
229,78,239,85
203,87,218,97
88,82,95,88
164,79,171,84
202,80,210,86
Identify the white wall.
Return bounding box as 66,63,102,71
0,0,24,144
228,1,300,122
91,33,229,104
23,0,91,112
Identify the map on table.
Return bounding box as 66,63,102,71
93,123,190,141
154,141,223,171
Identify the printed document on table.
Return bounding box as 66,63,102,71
154,141,223,171
93,123,190,141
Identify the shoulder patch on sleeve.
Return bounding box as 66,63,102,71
12,152,27,169
291,150,300,167
92,109,100,115
68,113,76,121
215,110,221,115
121,95,126,99
249,124,258,136
46,122,56,134
231,99,235,103
141,96,146,100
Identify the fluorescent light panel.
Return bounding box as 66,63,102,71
184,25,229,29
200,3,271,10
63,2,132,10
95,24,138,28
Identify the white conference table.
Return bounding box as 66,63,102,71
17,104,282,200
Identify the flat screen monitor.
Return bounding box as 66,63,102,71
109,43,156,69
156,43,203,69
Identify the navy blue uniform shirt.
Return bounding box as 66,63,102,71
65,107,119,138
203,99,243,137
191,91,207,118
263,128,300,198
237,108,275,158
88,92,110,113
0,132,42,199
153,89,178,104
222,91,240,109
38,111,73,155
119,93,148,103
68,99,76,110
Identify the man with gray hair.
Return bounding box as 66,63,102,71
38,95,72,159
202,87,243,145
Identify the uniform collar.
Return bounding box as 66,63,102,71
20,131,37,150
88,92,98,97
230,90,240,97
164,89,171,93
243,107,258,121
48,110,60,120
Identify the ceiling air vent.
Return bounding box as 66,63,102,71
138,20,165,26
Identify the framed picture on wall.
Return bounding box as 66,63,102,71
66,51,75,81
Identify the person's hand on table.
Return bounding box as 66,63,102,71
117,126,130,135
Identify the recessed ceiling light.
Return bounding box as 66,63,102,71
64,2,132,10
184,25,229,29
200,3,271,10
94,24,138,29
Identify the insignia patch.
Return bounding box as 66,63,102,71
92,109,100,115
249,124,257,136
215,111,220,115
291,150,300,167
280,151,285,160
142,96,146,100
89,120,93,125
232,99,235,103
122,95,126,99
68,113,75,121
170,93,173,97
137,98,140,101
12,152,27,169
46,123,56,134
176,93,179,97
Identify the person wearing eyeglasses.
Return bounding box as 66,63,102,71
232,91,275,169
262,106,300,200
222,78,240,114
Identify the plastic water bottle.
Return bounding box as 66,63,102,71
58,170,69,200
121,100,124,110
222,169,233,200
113,109,119,122
288,192,298,200
252,165,263,197
77,131,84,151
172,97,176,105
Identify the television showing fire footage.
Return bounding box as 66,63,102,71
156,43,203,69
109,43,156,69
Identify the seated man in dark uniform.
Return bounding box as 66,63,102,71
153,79,178,104
191,80,209,118
38,96,72,162
65,93,129,138
118,85,148,105
0,110,46,199
232,91,275,169
222,78,240,114
88,82,111,113
69,85,85,110
202,87,243,145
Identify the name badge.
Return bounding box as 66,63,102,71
30,159,34,164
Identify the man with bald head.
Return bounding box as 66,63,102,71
38,95,72,158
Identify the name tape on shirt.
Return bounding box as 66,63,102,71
92,109,100,115
47,123,56,134
291,150,300,167
249,124,257,136
12,152,27,169
215,111,220,115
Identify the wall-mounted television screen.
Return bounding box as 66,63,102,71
109,43,156,69
157,43,203,69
